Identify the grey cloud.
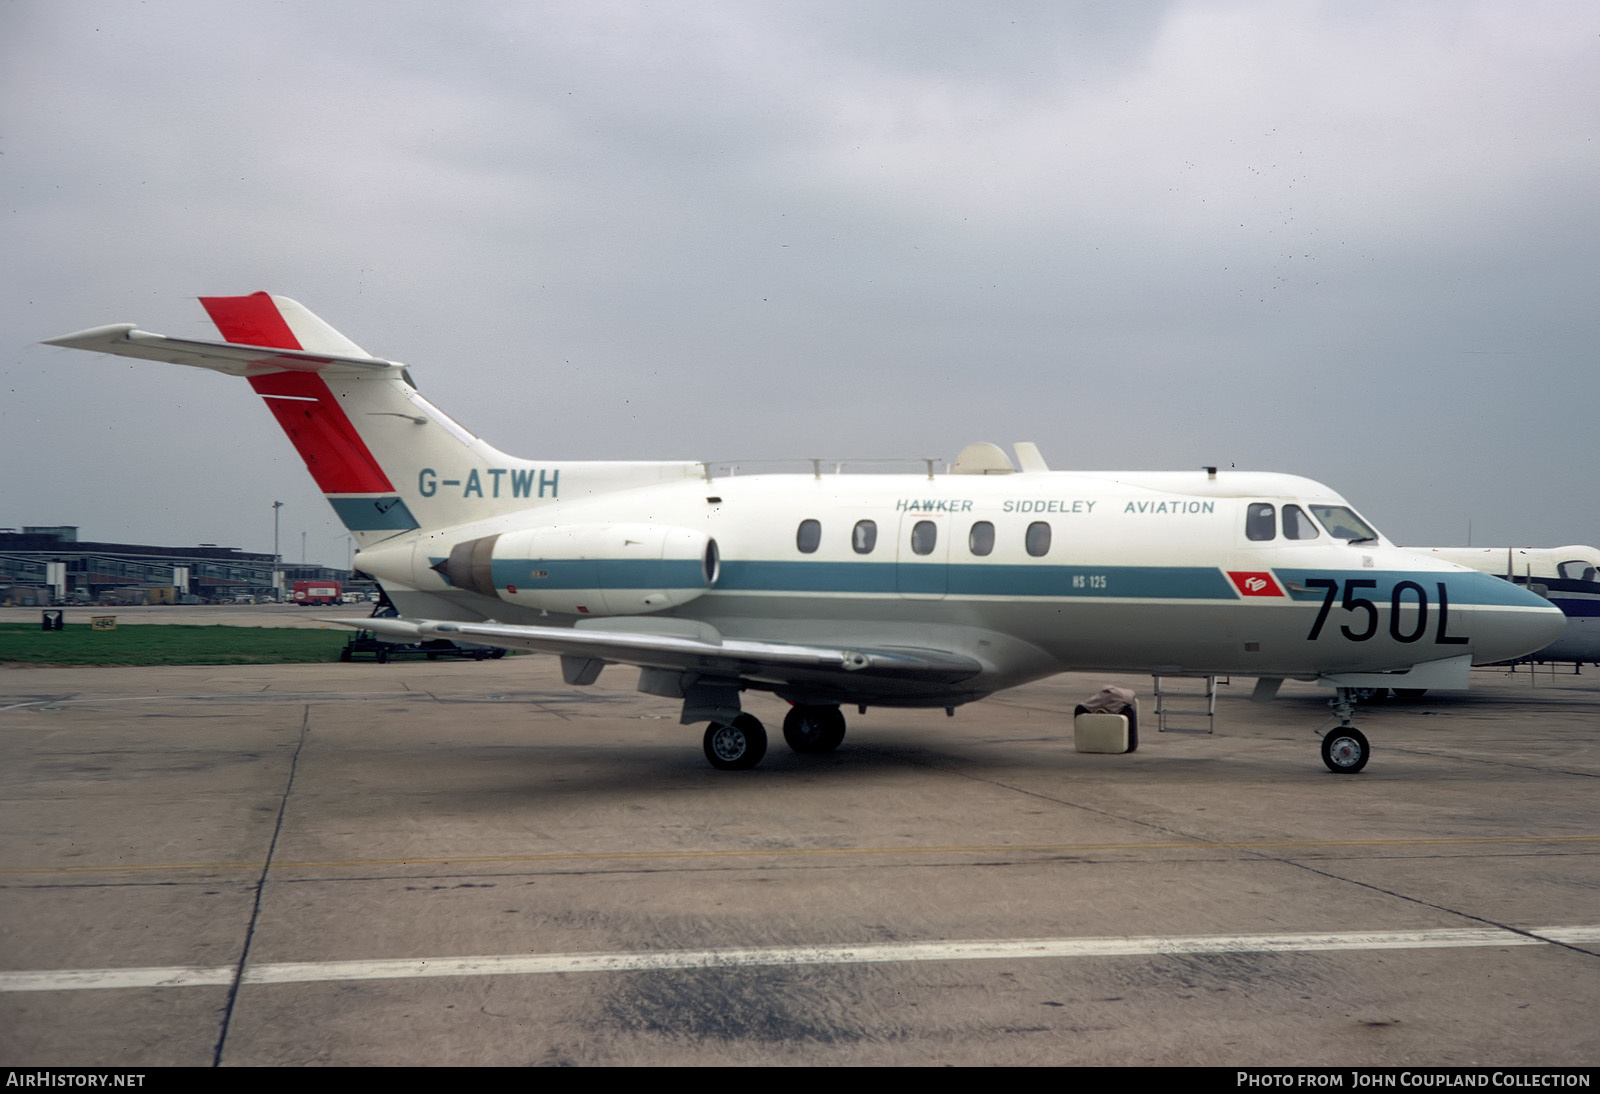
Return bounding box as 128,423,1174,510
3,0,1596,558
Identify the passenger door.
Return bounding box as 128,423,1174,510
896,513,949,599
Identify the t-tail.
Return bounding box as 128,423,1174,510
44,293,701,547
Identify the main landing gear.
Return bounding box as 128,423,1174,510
1319,688,1372,774
703,714,768,771
782,704,847,755
701,704,849,770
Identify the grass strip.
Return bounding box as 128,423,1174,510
0,623,350,666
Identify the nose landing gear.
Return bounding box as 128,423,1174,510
1319,688,1372,773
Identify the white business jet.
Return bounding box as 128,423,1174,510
45,295,1564,774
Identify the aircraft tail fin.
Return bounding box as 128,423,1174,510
46,294,701,545
199,292,369,358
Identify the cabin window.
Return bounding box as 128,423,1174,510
1308,505,1378,543
852,519,877,554
1246,503,1276,541
910,520,937,556
703,539,720,586
1282,504,1319,541
796,519,821,554
1026,521,1051,557
968,521,995,556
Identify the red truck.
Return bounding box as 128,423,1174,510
292,580,342,606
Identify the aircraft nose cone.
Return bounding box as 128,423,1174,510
1476,585,1568,664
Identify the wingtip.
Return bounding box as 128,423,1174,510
42,322,138,349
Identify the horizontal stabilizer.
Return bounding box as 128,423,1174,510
44,324,400,377
322,617,983,684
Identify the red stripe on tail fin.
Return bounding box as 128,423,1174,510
203,294,395,495
200,293,303,349
247,372,395,495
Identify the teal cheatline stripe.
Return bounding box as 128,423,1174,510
472,557,1238,599
1275,569,1551,608
719,560,899,594
946,564,1235,599
717,560,1235,599
491,557,706,590
327,496,420,532
899,565,947,596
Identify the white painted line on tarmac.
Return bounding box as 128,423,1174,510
1530,926,1600,944
0,965,237,991
0,694,265,713
2,925,1595,993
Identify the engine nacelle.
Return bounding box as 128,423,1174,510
436,524,719,615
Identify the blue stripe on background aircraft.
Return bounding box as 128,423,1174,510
1407,546,1600,668
45,295,1565,773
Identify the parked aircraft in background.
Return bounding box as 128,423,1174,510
1407,546,1600,667
45,294,1564,773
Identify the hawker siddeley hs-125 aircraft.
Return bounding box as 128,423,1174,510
45,294,1564,773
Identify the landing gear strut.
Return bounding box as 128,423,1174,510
1319,688,1371,774
703,714,768,771
782,705,847,754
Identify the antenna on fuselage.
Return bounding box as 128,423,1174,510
1014,442,1049,472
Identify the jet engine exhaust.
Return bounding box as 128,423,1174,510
434,535,499,597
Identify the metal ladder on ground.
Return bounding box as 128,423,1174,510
1152,675,1217,733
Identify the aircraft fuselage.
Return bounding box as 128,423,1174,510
354,467,1559,708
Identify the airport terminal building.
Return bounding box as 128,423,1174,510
0,526,359,606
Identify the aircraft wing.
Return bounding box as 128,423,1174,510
44,324,398,376
336,616,984,685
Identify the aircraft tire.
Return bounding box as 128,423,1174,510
1321,726,1370,774
704,714,768,771
782,705,847,754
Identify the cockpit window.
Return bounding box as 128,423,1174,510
1309,505,1379,543
1558,560,1597,583
1282,504,1319,541
1246,503,1276,541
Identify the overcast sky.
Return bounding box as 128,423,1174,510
4,0,1596,565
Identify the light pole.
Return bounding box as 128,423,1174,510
272,501,283,598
